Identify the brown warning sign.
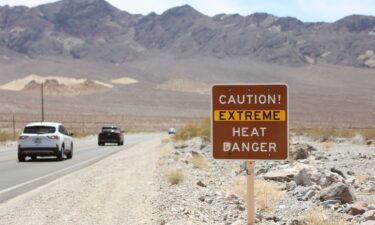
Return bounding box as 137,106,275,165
212,84,288,160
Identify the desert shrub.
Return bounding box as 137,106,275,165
161,137,171,144
191,154,208,169
255,180,285,211
233,179,284,211
322,140,334,151
292,127,375,141
303,207,351,225
199,117,211,141
356,175,370,183
70,129,96,138
167,170,184,185
174,117,211,141
233,178,247,200
0,132,16,142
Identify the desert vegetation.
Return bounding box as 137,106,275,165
191,154,208,169
0,131,16,142
291,127,375,141
173,117,210,141
303,207,352,225
167,170,185,185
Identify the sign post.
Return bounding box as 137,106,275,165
246,161,255,225
211,84,288,225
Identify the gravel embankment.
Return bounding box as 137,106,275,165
154,136,375,225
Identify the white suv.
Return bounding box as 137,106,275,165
18,122,74,162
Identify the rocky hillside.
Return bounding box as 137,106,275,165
0,0,375,68
154,135,375,225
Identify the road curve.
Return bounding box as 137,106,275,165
0,133,160,203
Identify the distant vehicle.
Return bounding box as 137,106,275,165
18,122,74,162
98,125,124,146
168,128,176,135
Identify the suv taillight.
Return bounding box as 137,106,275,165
48,135,59,140
19,135,28,140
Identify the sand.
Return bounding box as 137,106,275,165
0,74,113,91
110,77,139,85
156,78,210,94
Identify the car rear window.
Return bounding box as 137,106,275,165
102,127,118,132
24,126,56,134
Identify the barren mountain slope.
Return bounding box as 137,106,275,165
0,0,375,68
0,57,373,127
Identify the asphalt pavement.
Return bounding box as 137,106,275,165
0,133,160,203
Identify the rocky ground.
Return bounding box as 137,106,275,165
154,135,375,225
0,133,373,225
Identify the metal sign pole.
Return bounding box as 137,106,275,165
247,160,255,225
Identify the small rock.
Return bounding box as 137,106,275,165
263,170,295,182
191,151,202,157
294,168,314,186
236,204,245,211
197,181,207,187
331,167,346,179
286,181,297,191
225,194,241,203
256,168,268,175
230,220,243,225
302,190,316,201
350,201,368,215
321,200,342,208
363,210,375,220
315,156,329,161
347,171,355,176
198,196,205,202
319,183,356,204
288,219,303,225
290,143,315,160
174,143,188,149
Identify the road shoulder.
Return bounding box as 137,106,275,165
0,135,161,225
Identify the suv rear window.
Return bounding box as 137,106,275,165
102,127,118,132
24,126,56,134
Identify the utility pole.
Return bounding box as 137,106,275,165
12,114,15,139
41,82,44,122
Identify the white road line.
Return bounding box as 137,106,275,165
0,134,158,197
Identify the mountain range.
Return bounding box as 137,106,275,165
0,0,375,68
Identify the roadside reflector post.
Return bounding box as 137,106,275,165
246,161,255,225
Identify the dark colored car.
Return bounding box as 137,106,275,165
168,128,176,135
98,125,124,146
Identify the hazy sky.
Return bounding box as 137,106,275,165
1,0,375,22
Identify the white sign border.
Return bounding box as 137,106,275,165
211,83,289,161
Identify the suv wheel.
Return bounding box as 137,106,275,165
57,145,64,161
67,144,73,159
18,153,25,162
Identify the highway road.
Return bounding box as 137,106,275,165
0,133,160,203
